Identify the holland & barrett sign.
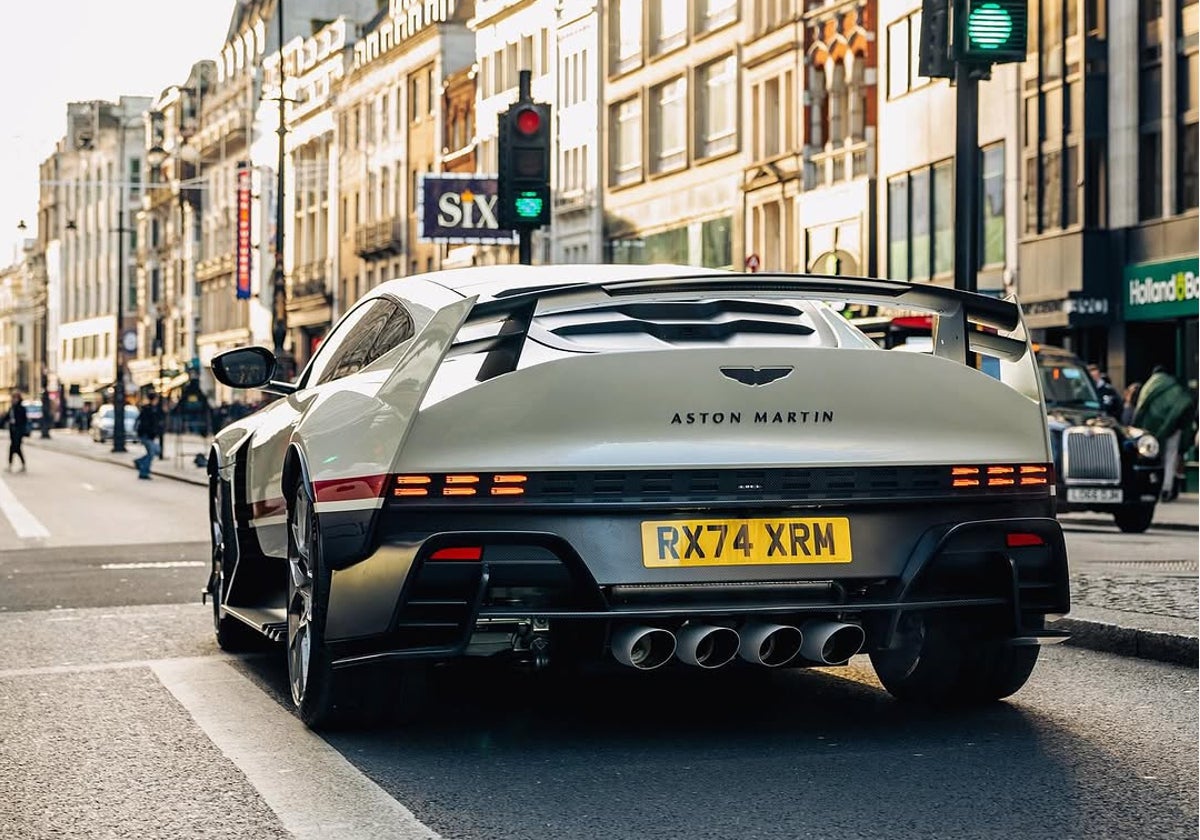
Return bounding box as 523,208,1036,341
1123,257,1200,321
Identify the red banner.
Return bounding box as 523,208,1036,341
235,162,252,300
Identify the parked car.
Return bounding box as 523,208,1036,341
851,315,1165,534
90,404,139,443
206,265,1069,729
1036,345,1164,533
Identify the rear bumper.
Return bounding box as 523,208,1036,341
323,498,1069,668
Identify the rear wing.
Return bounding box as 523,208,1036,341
444,272,1028,381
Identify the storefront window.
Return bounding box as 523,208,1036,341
933,161,954,275
701,217,732,268
887,175,909,280
910,169,931,280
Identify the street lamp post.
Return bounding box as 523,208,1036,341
271,0,292,380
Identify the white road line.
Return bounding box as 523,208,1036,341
0,654,234,680
100,561,207,570
0,474,50,540
151,658,440,840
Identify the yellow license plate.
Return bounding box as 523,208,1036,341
641,517,853,568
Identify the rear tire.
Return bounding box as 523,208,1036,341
870,613,1040,706
1113,504,1155,533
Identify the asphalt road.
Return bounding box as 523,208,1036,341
0,449,1196,839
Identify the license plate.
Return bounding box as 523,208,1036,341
1066,487,1123,504
641,517,852,568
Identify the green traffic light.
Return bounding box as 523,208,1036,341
966,1,1014,50
514,190,544,219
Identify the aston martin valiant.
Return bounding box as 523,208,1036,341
206,265,1069,728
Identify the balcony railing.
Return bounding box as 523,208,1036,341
805,138,873,190
290,262,329,300
354,217,404,259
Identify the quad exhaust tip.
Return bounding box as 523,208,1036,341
675,624,741,669
799,620,866,665
738,622,804,667
611,625,677,670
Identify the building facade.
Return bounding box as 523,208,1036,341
876,1,1019,298
602,0,742,269
0,254,35,416
37,98,151,413
553,0,604,264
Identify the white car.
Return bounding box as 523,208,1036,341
90,404,139,443
206,265,1070,728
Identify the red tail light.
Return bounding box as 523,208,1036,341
1006,532,1045,548
430,546,483,561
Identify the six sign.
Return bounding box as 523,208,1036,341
418,174,518,244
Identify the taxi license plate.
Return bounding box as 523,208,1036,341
1067,487,1123,504
641,517,852,568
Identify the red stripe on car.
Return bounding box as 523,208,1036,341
313,474,390,504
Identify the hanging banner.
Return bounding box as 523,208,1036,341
235,161,252,300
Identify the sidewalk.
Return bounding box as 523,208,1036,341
21,430,1200,667
25,428,210,487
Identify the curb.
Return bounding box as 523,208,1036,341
25,439,208,487
1050,616,1199,667
1058,515,1197,533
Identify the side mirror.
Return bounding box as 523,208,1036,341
211,346,277,389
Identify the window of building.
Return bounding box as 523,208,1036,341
612,0,643,74
980,144,1004,267
755,0,791,34
1064,143,1080,227
380,93,390,140
701,217,733,268
651,0,688,54
887,11,930,99
1042,148,1062,227
1139,0,1164,220
910,168,931,279
410,76,422,122
697,0,737,33
651,77,687,173
698,55,737,158
610,96,642,185
933,160,954,274
1178,0,1199,211
887,175,909,279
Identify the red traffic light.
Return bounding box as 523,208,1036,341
515,107,541,136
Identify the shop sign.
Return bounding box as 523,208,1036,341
235,162,252,300
417,174,516,244
1123,257,1200,321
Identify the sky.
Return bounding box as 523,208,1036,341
1,1,234,266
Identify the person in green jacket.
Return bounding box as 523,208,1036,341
1133,366,1195,501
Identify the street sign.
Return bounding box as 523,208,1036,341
745,253,761,273
417,174,517,244
121,330,137,354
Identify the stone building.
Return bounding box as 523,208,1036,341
37,97,151,411
602,0,741,269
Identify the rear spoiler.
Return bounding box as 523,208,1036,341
444,272,1027,380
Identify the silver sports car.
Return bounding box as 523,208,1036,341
207,265,1069,728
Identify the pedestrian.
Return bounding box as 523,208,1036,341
5,390,27,473
133,393,164,480
1132,366,1195,502
1121,382,1142,426
1087,363,1124,420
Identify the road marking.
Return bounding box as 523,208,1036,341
0,474,50,540
100,560,207,570
152,657,440,840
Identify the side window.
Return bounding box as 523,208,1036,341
320,301,397,384
304,299,393,387
365,301,415,364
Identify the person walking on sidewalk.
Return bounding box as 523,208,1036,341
5,390,28,473
134,394,164,480
1133,366,1194,502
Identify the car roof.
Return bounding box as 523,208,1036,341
371,263,732,303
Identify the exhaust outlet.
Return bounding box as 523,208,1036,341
738,623,804,667
799,620,866,665
611,625,676,670
675,624,740,669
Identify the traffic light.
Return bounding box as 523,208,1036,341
497,101,552,230
918,0,954,79
953,0,1028,64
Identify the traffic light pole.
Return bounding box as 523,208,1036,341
952,65,980,294
518,231,532,265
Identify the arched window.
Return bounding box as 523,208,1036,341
829,61,847,144
848,56,866,141
808,62,826,148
